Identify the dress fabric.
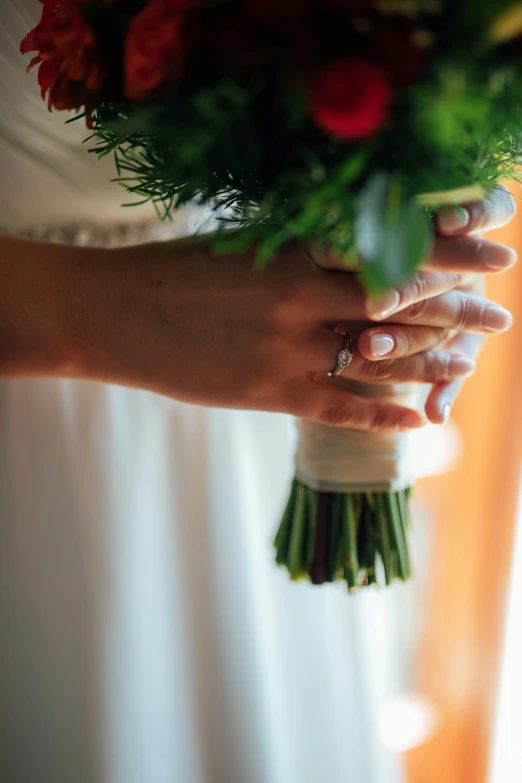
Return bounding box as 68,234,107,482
0,3,404,782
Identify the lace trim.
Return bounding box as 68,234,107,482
2,207,218,248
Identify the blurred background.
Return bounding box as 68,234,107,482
403,186,522,783
3,1,522,780
1,206,521,783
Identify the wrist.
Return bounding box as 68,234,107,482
0,236,108,379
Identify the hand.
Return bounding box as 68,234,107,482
0,199,513,435
64,228,513,434
427,186,516,423
350,186,517,424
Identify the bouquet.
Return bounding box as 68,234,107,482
21,0,522,590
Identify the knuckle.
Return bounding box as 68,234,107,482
400,328,420,356
454,294,471,330
362,358,394,381
370,406,393,432
448,273,466,290
404,273,430,304
403,298,430,323
319,403,355,427
426,351,449,381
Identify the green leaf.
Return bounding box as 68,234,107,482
355,172,389,261
336,149,371,187
355,172,433,293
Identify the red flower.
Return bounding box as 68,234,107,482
124,0,194,102
20,0,106,113
309,58,390,140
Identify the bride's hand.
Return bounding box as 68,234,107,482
64,216,513,433
353,186,516,425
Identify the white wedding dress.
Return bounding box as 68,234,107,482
0,3,405,782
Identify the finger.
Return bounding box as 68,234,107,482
423,234,517,274
358,324,452,360
385,291,513,334
289,377,426,432
455,273,482,294
309,246,479,321
310,329,475,383
364,270,467,320
335,350,475,385
435,185,516,236
313,266,473,323
444,329,486,359
363,238,514,321
425,379,465,426
425,332,485,424
306,241,514,323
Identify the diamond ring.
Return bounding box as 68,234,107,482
328,333,353,377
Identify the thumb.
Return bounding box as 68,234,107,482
435,184,516,237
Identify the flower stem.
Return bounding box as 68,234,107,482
274,480,414,591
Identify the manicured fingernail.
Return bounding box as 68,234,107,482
480,243,518,270
366,290,401,319
437,206,470,234
483,305,513,332
448,356,475,377
441,401,451,425
370,333,395,357
399,412,424,429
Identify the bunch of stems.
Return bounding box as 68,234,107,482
274,480,413,590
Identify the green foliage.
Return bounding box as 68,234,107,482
87,2,522,291
274,481,413,590
355,173,433,291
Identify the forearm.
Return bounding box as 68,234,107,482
0,235,98,378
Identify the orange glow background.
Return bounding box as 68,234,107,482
406,187,522,782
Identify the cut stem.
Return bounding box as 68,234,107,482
275,481,414,591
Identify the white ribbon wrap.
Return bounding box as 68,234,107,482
295,382,429,493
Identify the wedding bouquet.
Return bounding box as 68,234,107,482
22,0,522,590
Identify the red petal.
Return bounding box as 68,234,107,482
20,29,38,54
38,60,57,99
26,54,43,73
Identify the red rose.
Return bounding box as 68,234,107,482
20,0,106,113
124,0,194,102
309,58,391,140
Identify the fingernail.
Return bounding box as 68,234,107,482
483,305,514,332
448,356,475,377
437,206,470,234
366,290,401,319
370,333,395,357
480,243,518,270
399,412,424,429
441,401,451,425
